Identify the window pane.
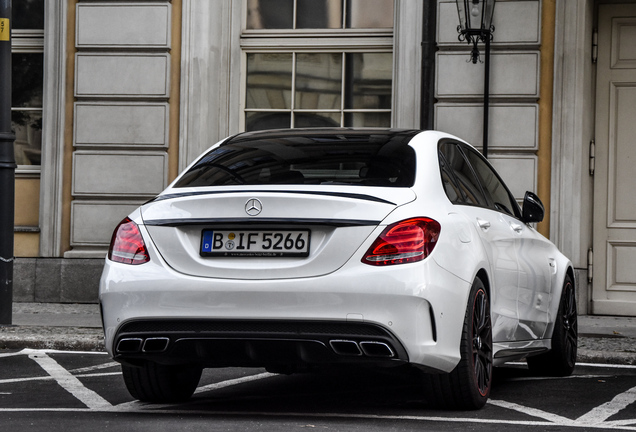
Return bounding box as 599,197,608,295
11,0,44,30
174,129,417,188
346,0,393,28
345,53,392,109
295,53,342,110
246,0,293,29
12,53,44,108
344,112,390,128
294,112,340,128
463,147,520,217
297,0,342,29
246,112,291,131
439,155,465,204
246,53,293,109
12,110,42,165
439,142,488,207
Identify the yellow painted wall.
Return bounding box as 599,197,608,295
14,177,40,257
14,232,39,257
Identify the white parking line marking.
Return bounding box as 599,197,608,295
75,372,121,379
69,362,120,374
22,349,108,356
1,350,635,429
576,385,636,424
608,419,636,427
0,372,120,386
576,363,636,369
487,399,575,425
0,376,55,385
0,405,634,430
490,386,636,430
505,374,613,382
1,408,630,431
28,351,112,410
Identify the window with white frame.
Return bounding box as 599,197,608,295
242,0,394,131
11,0,44,171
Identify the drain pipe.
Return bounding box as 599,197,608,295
420,1,437,130
0,0,15,325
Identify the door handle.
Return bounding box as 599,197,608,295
477,218,491,230
510,222,523,233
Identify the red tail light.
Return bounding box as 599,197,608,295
108,217,150,265
362,217,441,266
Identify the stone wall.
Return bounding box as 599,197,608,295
14,258,104,303
68,1,173,258
435,0,542,201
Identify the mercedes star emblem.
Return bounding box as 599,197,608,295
245,198,262,216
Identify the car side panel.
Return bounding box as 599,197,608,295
457,205,520,343
515,224,556,340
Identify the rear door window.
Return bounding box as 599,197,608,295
461,146,521,218
438,141,488,207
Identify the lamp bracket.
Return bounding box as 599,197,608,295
457,25,495,64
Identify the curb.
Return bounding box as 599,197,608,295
0,326,105,352
576,349,636,366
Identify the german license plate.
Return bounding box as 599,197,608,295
200,230,311,257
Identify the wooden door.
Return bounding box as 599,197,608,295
593,4,636,315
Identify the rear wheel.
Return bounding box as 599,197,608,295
527,274,577,376
122,362,202,403
422,277,493,410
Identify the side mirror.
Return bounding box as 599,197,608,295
522,191,544,223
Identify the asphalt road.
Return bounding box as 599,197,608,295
1,348,635,431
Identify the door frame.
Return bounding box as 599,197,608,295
591,2,636,316
550,0,595,314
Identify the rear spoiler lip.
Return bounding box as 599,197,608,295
145,189,397,206
143,217,382,228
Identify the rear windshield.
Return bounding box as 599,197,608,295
174,129,418,188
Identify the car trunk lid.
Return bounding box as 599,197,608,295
141,187,415,279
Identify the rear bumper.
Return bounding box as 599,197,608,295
99,253,471,373
112,318,409,369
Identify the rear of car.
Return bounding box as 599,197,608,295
100,129,468,370
98,129,490,407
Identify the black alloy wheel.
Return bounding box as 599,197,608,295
422,277,493,410
527,274,577,376
470,283,493,399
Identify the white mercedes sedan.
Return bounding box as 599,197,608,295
99,128,577,410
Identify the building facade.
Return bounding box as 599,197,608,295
10,0,636,316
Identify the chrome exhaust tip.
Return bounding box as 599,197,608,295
142,337,170,353
329,340,362,356
116,338,143,353
359,341,394,358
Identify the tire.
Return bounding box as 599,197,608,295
423,277,493,410
122,362,202,403
527,274,577,376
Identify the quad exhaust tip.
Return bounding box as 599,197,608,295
116,337,393,358
330,340,362,356
142,337,170,353
116,338,143,353
359,341,394,358
116,337,170,354
330,340,394,358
